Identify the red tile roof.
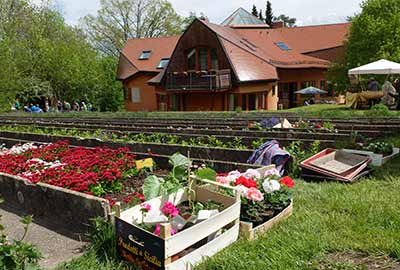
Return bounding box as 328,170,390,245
276,23,350,53
117,36,179,79
118,20,349,82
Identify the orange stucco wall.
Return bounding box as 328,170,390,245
124,74,158,111
277,68,327,108
182,93,224,111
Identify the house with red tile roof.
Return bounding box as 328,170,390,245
117,8,350,111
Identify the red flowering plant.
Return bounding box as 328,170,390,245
0,141,140,206
216,167,295,225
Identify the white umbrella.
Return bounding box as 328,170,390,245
348,59,400,75
294,86,327,95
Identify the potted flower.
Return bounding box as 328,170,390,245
215,166,294,240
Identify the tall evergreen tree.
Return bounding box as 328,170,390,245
251,5,258,17
265,1,273,25
259,9,264,21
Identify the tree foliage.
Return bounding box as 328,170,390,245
328,0,400,92
81,0,183,57
274,14,296,27
0,0,123,111
251,5,258,17
265,1,273,25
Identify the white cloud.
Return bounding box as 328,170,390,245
55,0,363,26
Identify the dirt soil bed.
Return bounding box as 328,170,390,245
317,252,400,270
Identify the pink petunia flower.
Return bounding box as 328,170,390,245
245,188,264,202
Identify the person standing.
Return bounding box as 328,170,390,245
394,79,400,110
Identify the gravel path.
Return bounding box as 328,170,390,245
0,204,87,269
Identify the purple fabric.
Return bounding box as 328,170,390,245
247,140,290,174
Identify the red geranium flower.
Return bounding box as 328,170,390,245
234,176,257,188
280,176,295,188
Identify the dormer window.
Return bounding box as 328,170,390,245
157,58,170,69
275,42,291,51
139,50,152,60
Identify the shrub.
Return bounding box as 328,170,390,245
365,104,391,117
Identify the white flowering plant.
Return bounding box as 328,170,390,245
216,167,295,225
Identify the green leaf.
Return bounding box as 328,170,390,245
169,153,191,168
196,168,217,181
142,175,164,200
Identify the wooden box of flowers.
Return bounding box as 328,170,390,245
115,153,241,270
212,165,294,240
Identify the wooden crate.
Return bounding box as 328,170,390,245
343,148,399,167
239,201,293,240
115,186,240,270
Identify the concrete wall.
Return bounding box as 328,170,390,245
0,173,110,234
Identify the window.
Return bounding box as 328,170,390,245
131,88,141,103
139,50,152,60
301,81,316,89
198,48,208,70
157,58,170,69
211,48,219,70
275,42,291,51
186,47,219,71
320,80,326,90
187,48,196,70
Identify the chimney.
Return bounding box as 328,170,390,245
272,21,285,28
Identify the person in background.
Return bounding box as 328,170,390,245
14,99,21,110
81,101,87,111
367,77,379,91
394,79,400,110
64,101,71,112
57,100,63,112
73,101,80,111
87,103,93,112
381,81,397,108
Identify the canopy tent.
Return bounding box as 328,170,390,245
294,86,327,95
348,59,400,75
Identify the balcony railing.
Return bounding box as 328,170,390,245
166,69,231,91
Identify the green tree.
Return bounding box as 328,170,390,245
181,11,207,32
81,0,183,57
251,5,258,17
328,0,400,93
265,1,273,25
258,9,264,21
274,14,296,27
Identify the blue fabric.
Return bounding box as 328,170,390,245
247,140,291,174
260,118,280,128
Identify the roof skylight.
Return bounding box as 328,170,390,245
139,50,152,60
275,42,291,51
157,58,170,69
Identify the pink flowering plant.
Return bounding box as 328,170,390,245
217,168,295,225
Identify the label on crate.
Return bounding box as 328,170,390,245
116,217,164,270
136,158,154,170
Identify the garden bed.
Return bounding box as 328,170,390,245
239,200,293,240
115,185,241,270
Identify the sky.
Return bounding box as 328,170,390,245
39,0,363,26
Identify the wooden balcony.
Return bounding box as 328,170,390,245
166,69,232,91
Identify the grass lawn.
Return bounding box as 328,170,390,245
2,104,400,119
59,143,400,270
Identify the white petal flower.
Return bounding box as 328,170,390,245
243,169,261,180
262,179,281,193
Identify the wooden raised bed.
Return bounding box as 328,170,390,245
115,185,241,270
239,201,293,240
